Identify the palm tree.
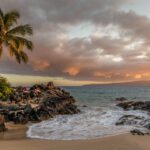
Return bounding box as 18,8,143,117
0,9,33,63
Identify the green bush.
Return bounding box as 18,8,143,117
0,76,12,100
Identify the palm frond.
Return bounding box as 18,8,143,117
7,24,33,36
15,52,21,63
0,9,4,18
13,49,28,64
7,42,29,63
6,35,33,51
0,9,4,32
4,10,20,30
5,35,19,50
20,51,28,63
17,36,33,50
6,42,16,57
7,44,21,63
0,9,33,63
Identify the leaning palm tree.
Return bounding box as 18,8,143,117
0,9,33,63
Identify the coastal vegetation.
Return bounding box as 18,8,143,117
0,8,33,63
0,76,12,99
0,9,33,99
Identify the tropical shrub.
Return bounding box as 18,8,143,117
0,76,12,100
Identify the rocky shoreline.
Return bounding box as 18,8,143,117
0,82,80,132
116,98,150,135
1,85,150,137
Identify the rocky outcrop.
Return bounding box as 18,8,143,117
116,115,145,126
117,101,150,111
115,97,127,102
130,129,147,135
116,100,150,135
0,82,80,129
115,115,150,127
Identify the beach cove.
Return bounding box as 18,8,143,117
1,120,150,150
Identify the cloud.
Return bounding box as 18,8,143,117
64,67,80,76
1,0,150,84
31,60,50,71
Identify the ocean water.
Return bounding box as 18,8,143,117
27,85,150,140
63,85,150,107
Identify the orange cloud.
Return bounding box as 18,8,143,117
125,73,150,80
94,72,105,77
134,74,142,79
64,67,80,76
32,61,50,71
94,72,112,79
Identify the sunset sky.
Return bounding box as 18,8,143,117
1,0,150,86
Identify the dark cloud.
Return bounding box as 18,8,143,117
1,0,150,83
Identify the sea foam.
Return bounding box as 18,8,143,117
27,106,149,140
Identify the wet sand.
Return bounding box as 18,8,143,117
0,123,28,140
0,124,150,150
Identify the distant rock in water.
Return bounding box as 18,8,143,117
115,97,127,102
117,101,150,111
116,115,150,126
0,82,80,131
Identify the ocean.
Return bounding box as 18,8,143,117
27,85,150,140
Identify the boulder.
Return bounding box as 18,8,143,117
117,101,150,111
47,82,54,88
130,129,145,135
0,115,6,132
116,115,145,126
115,97,127,102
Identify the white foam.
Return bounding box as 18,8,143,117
27,106,149,140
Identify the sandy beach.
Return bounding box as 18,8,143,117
1,134,150,150
0,124,150,150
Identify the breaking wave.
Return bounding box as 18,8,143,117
27,106,149,140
